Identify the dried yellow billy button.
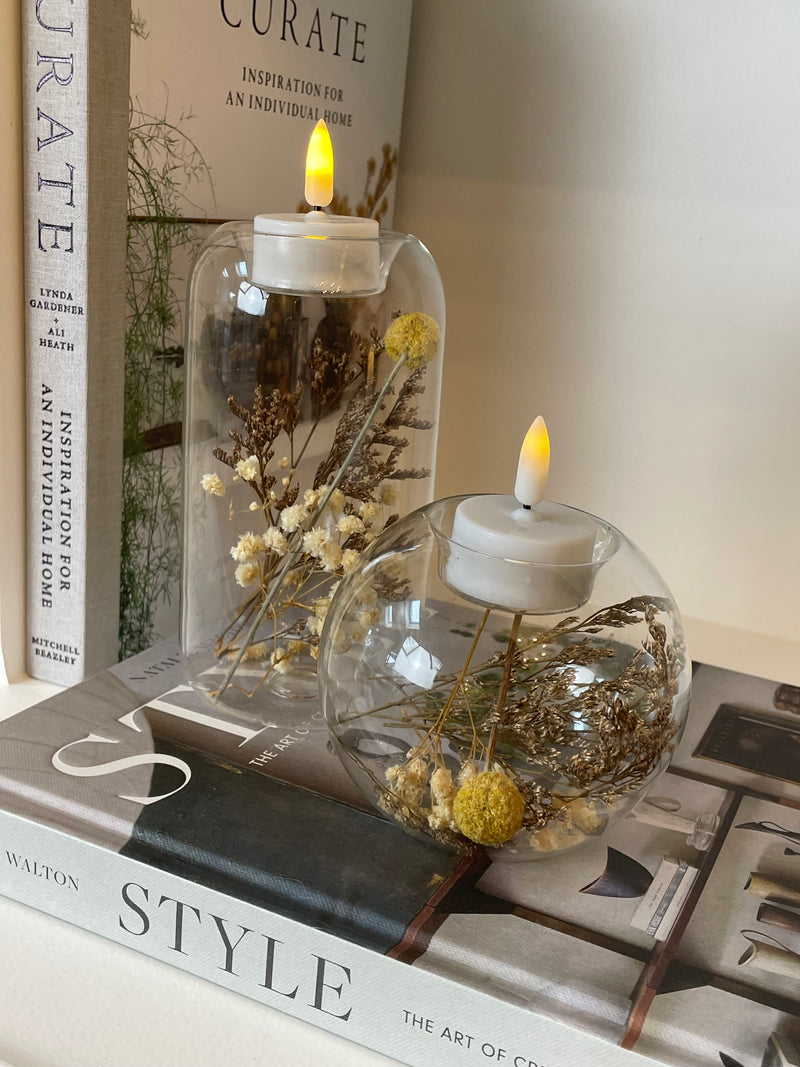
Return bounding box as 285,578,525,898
453,770,525,846
384,312,441,370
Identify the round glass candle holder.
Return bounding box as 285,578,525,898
180,222,444,726
319,496,691,860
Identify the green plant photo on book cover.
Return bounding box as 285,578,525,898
122,96,211,661
121,13,213,660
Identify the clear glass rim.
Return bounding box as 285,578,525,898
427,494,621,571
196,220,420,248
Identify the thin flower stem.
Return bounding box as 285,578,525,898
293,412,324,471
293,364,366,472
213,353,409,702
484,612,522,769
430,608,491,737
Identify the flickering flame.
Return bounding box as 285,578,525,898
305,120,334,208
514,415,550,508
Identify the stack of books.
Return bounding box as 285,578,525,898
2,640,799,1067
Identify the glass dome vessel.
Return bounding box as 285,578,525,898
320,496,691,860
181,221,445,726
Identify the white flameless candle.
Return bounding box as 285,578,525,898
444,417,598,613
252,119,380,295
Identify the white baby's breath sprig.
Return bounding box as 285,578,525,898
213,351,412,702
201,473,225,497
235,455,260,481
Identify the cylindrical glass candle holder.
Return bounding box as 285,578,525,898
181,222,445,725
319,496,691,860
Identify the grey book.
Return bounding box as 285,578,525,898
2,641,800,1066
21,0,130,683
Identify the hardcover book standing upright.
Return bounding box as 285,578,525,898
1,643,799,1067
122,0,414,658
21,0,130,684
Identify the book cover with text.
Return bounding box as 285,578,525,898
1,641,799,1066
122,0,414,658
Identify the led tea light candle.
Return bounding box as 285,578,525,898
444,417,599,613
252,119,380,295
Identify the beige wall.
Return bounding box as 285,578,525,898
395,1,800,644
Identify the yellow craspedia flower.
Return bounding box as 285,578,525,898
384,312,441,370
452,770,525,846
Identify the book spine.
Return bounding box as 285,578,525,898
21,0,129,684
0,806,656,1067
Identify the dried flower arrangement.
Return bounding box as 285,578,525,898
337,595,683,856
200,310,441,705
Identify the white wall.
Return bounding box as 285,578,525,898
395,0,800,645
2,2,798,679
